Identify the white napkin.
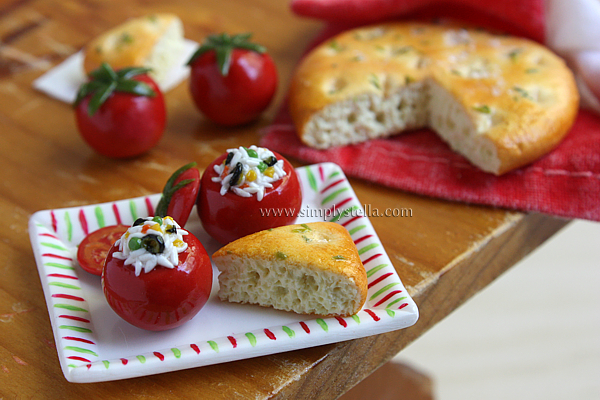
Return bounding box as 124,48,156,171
32,39,198,104
546,0,600,113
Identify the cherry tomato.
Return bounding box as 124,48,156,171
102,230,212,331
187,33,278,126
155,163,200,227
74,64,166,158
197,151,302,244
77,225,129,276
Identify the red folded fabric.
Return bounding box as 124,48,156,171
259,1,600,221
291,0,546,42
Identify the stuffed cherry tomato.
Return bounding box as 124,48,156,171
102,216,212,331
197,146,302,244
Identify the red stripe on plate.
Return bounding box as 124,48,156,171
367,272,394,289
364,309,380,322
373,290,404,307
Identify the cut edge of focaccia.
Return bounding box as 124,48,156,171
212,222,367,317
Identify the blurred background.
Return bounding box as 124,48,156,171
393,218,600,399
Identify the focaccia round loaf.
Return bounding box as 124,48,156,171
83,13,184,87
212,222,367,317
288,22,579,175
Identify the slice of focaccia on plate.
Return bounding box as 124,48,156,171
212,222,367,317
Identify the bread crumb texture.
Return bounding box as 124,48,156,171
212,222,367,317
289,22,579,175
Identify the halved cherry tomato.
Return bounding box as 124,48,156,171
102,229,212,331
76,225,129,276
197,151,302,244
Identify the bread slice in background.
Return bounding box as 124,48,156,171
288,22,579,175
83,13,184,87
212,222,367,317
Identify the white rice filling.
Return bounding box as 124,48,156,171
212,145,286,201
112,217,188,276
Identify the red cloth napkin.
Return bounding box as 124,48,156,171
259,0,600,221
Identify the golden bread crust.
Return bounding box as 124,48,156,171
83,13,180,75
212,222,368,317
288,22,579,175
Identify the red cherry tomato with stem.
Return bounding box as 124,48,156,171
77,225,129,276
102,231,212,331
197,151,302,244
187,33,277,126
74,64,166,158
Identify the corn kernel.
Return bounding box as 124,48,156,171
265,167,275,177
173,239,184,247
246,170,257,182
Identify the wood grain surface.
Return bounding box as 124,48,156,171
0,0,569,398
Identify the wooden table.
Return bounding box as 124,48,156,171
0,0,569,398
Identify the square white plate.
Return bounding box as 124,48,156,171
28,162,418,383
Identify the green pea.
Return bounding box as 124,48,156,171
152,216,163,225
246,148,258,158
257,161,268,173
129,237,142,251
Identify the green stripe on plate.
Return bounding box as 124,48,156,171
348,225,367,235
321,188,348,206
64,212,73,242
330,205,360,222
366,264,388,278
40,242,67,251
172,348,181,358
44,262,74,270
386,297,407,308
48,282,80,290
58,325,92,333
369,282,400,301
245,332,257,347
129,200,138,221
64,346,98,357
95,206,105,228
54,304,87,312
306,167,318,192
282,326,295,338
316,319,328,332
208,340,219,352
358,243,379,255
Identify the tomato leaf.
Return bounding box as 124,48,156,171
155,162,198,218
117,66,153,80
187,32,266,76
215,45,233,76
75,63,158,116
115,80,156,97
87,81,116,116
